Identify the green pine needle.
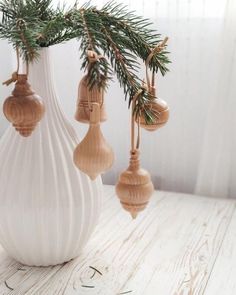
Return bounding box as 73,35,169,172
0,0,171,123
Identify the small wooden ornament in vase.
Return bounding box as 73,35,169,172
3,74,45,137
74,102,114,180
116,92,154,219
75,51,107,123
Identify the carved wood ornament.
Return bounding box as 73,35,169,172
75,51,107,123
74,102,114,180
138,37,170,131
3,49,45,137
74,51,114,180
116,90,154,219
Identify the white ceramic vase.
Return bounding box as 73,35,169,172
0,48,103,266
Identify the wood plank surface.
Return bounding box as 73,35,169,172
0,185,235,295
204,203,236,295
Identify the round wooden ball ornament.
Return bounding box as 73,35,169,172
3,74,45,137
139,37,170,131
74,102,114,180
139,89,170,132
75,51,107,123
115,91,154,219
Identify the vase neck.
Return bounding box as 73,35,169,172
28,48,57,105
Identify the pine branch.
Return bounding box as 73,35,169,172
0,0,171,122
94,2,170,76
74,7,158,120
75,8,113,89
36,11,76,47
0,0,46,61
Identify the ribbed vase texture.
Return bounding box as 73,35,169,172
0,48,102,266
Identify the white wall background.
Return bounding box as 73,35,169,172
0,0,236,198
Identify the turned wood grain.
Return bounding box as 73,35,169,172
0,186,235,295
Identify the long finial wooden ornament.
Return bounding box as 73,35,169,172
75,51,107,123
138,37,170,131
115,91,154,219
3,49,45,137
74,102,114,180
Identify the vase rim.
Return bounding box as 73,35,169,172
38,47,50,51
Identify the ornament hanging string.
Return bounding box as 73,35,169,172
16,18,31,76
3,19,30,86
131,89,143,153
145,37,169,93
2,48,29,86
86,50,106,111
2,47,20,86
16,47,20,74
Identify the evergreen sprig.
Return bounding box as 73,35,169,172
0,0,171,123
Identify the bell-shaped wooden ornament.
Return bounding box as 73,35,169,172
116,149,154,219
3,74,45,137
73,103,114,180
75,75,107,123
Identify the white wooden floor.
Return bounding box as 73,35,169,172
0,185,236,295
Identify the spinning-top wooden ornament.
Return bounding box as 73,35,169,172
75,51,107,123
116,149,154,219
3,74,45,137
115,91,154,219
73,102,114,180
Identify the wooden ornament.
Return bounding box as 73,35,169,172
75,50,108,123
115,149,154,219
75,75,107,123
116,91,154,219
139,37,170,131
3,74,45,137
139,87,170,131
73,102,114,180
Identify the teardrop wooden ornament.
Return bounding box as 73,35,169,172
73,102,114,180
75,75,107,124
115,149,154,219
3,74,45,137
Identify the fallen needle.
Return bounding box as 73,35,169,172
17,268,27,271
81,285,95,289
5,281,14,291
89,266,103,276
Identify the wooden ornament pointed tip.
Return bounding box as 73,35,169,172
131,211,138,219
88,173,99,181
